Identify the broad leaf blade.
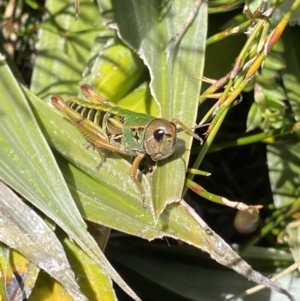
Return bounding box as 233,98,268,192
267,144,300,208
0,182,84,300
31,0,101,98
0,56,139,300
0,56,85,236
100,0,207,217
60,231,117,301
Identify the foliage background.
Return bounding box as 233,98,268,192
0,0,300,300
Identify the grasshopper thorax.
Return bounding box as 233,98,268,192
144,118,177,161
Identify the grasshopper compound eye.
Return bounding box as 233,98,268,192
144,118,177,161
153,128,166,143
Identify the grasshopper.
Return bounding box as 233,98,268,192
51,85,201,206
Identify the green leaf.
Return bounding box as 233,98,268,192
31,0,101,99
0,182,83,300
0,56,139,300
60,230,117,301
116,82,158,116
101,0,208,217
84,39,146,102
247,102,262,131
282,27,300,121
267,144,300,208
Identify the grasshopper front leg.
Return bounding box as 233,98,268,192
171,118,203,144
130,153,146,207
93,140,147,205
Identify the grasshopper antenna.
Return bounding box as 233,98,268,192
172,118,210,145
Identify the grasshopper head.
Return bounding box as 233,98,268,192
144,118,177,161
